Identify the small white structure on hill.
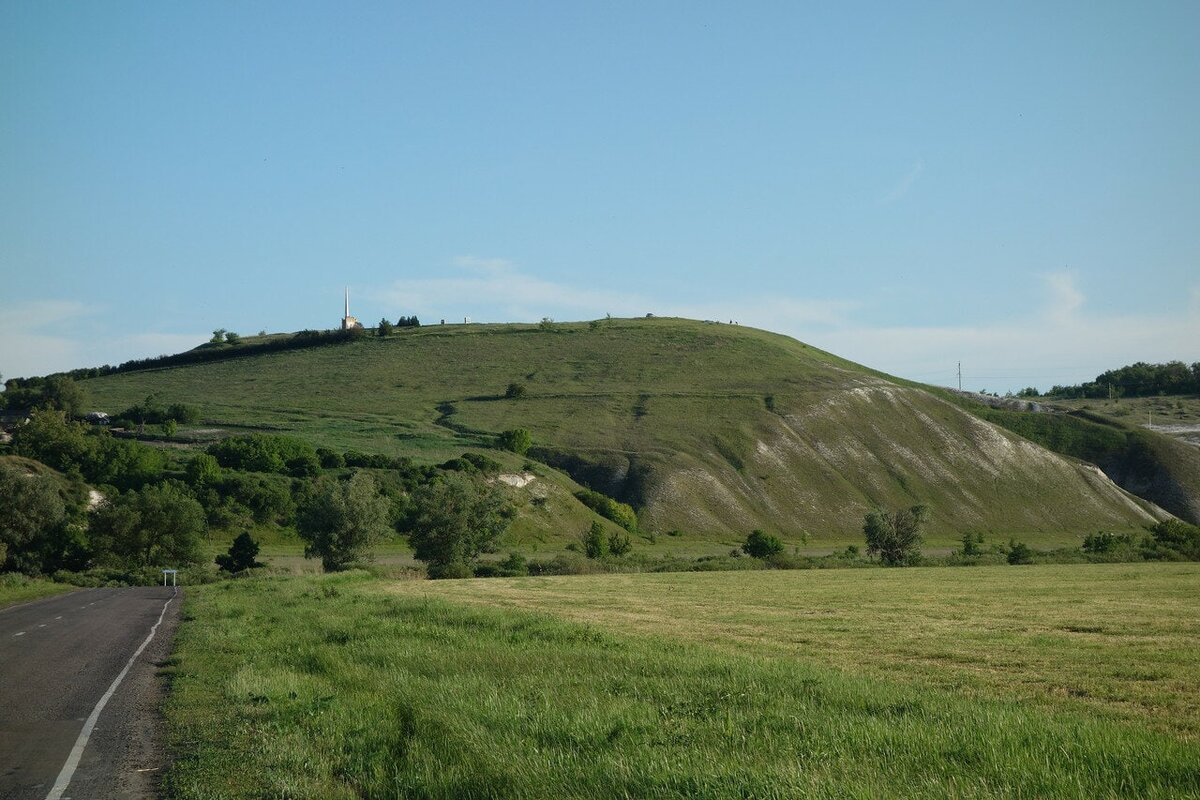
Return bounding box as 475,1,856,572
341,287,363,330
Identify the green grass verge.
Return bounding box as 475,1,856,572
164,569,1200,798
0,574,77,609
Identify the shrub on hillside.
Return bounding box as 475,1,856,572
608,530,633,557
497,428,532,456
1142,519,1200,561
575,489,638,533
742,529,783,559
583,522,608,558
1082,531,1137,555
208,433,318,475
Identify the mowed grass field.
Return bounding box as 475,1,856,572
164,564,1200,798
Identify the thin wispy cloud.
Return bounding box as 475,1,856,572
1042,270,1084,323
377,256,650,322
880,159,925,205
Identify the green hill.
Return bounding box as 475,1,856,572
79,318,1163,549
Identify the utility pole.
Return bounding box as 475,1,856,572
957,361,962,392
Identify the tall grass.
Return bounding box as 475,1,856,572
0,573,76,609
164,571,1200,798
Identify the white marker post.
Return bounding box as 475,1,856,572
162,569,178,587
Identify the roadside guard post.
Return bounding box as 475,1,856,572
163,569,178,587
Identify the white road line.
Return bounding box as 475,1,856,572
44,589,177,800
38,624,46,628
13,631,25,637
55,616,63,620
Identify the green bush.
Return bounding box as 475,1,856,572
497,428,532,455
575,489,638,532
1007,540,1034,565
608,530,633,557
742,529,784,559
208,433,319,476
583,522,608,558
1142,519,1200,561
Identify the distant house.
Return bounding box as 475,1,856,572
85,411,111,425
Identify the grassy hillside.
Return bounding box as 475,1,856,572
947,396,1200,525
82,318,1160,548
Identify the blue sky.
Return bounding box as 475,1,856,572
2,1,1197,392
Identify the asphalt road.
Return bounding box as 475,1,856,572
0,587,180,800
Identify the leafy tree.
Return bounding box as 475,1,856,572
211,329,227,344
215,532,265,573
377,318,394,337
497,427,532,455
162,419,178,438
297,472,392,571
742,529,783,559
224,331,241,344
11,409,94,474
863,505,927,566
89,483,205,568
0,462,67,574
185,453,222,487
88,435,167,490
38,376,89,417
405,472,512,578
583,521,608,558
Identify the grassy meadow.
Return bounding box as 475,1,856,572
163,564,1200,798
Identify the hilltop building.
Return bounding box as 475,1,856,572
341,288,363,330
